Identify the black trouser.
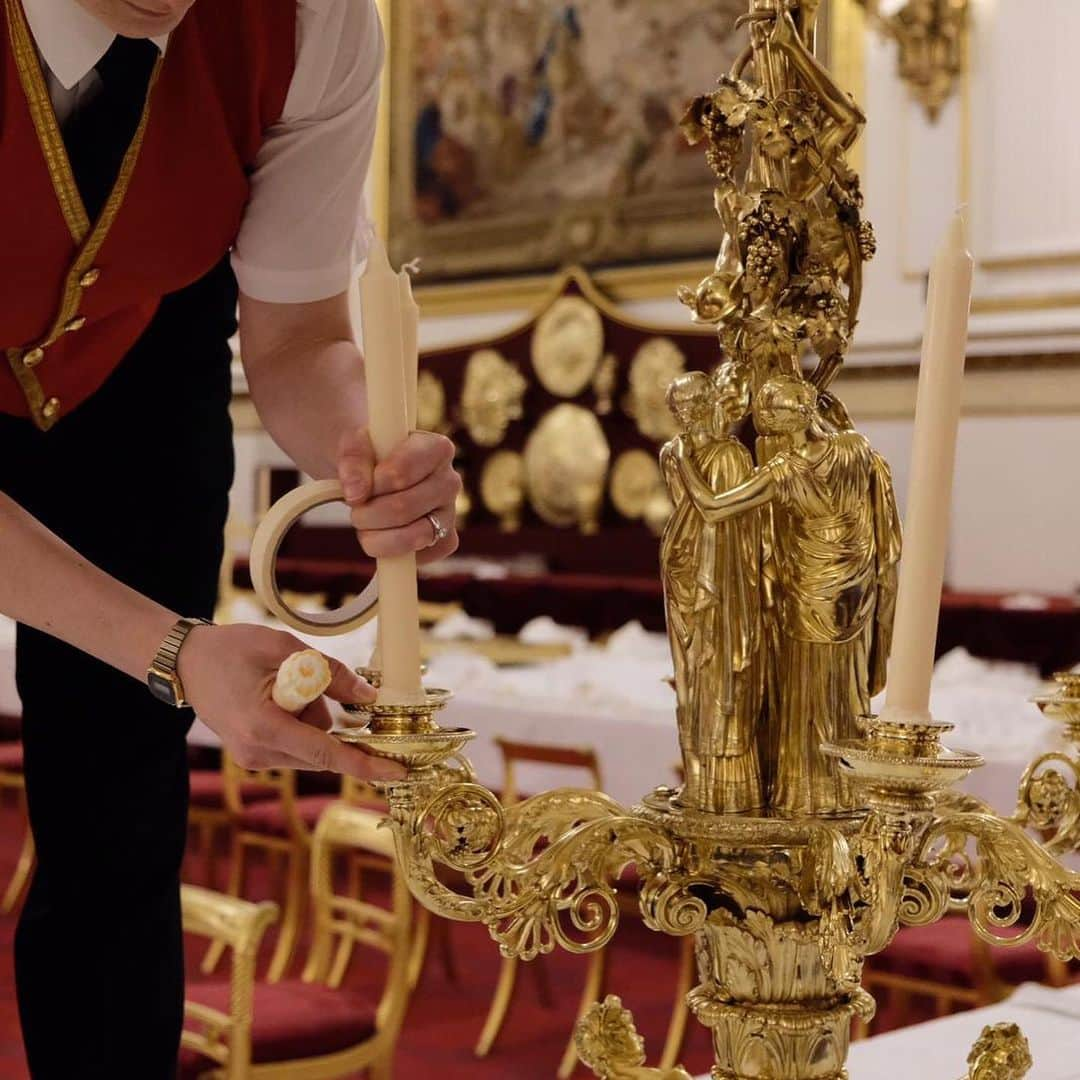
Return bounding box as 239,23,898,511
0,258,237,1078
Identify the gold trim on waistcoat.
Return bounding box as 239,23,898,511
4,0,164,430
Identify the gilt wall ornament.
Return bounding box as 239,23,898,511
532,295,605,398
856,0,969,122
609,449,664,522
480,450,526,533
416,370,448,434
460,348,527,447
524,404,610,534
592,353,618,416
623,338,686,442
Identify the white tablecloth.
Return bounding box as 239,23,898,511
694,983,1080,1079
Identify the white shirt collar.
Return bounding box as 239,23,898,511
21,0,169,90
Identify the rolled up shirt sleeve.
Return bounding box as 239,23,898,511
231,0,384,304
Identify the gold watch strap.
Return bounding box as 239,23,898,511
150,617,212,706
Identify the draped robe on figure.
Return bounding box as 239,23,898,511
762,431,901,815
662,434,764,813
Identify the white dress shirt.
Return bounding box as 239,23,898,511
21,0,382,304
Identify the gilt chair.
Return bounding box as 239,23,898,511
187,752,279,891
181,802,413,1079
0,738,34,914
202,756,342,982
476,737,690,1079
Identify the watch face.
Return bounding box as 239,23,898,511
148,670,180,706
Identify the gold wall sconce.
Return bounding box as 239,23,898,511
855,0,968,121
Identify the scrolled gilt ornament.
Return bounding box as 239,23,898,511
384,784,684,963
575,996,694,1080
902,802,1080,962
1013,752,1080,856
965,1023,1033,1080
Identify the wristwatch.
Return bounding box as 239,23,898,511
147,617,212,707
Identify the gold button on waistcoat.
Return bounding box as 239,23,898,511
21,347,44,368
64,316,87,333
79,268,100,288
42,398,60,421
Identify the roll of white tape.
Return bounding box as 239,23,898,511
249,478,378,636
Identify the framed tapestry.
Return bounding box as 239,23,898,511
380,0,750,286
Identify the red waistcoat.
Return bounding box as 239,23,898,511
0,0,296,430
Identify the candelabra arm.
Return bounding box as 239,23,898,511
382,778,702,963
901,791,1080,961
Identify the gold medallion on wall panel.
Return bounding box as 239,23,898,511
624,337,687,441
460,349,527,447
531,296,604,398
417,370,448,433
592,353,618,416
609,449,663,521
524,404,610,535
480,450,526,533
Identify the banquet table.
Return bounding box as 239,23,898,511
692,983,1080,1079
0,611,1066,817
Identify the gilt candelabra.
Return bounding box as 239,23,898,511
255,4,1078,1077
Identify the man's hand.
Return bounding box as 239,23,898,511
177,623,404,780
338,427,461,564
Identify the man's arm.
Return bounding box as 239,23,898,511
0,490,401,780
239,290,461,563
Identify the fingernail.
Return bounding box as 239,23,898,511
354,677,377,703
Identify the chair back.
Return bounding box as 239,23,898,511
180,886,278,1078
221,753,297,814
494,737,602,806
305,803,413,1036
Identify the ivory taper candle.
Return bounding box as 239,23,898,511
400,269,419,429
884,212,974,720
360,237,423,704
366,267,419,677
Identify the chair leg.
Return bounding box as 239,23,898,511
436,915,458,984
201,819,223,891
1,826,35,915
369,1054,392,1080
407,907,433,990
557,948,607,1080
475,956,519,1058
326,933,357,990
658,936,695,1071
267,849,307,983
202,834,247,975
530,954,555,1009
